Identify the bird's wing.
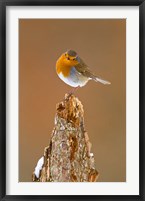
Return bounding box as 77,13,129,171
74,57,95,78
74,58,111,85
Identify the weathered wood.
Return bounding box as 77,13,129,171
32,94,99,182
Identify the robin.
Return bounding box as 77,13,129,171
56,50,110,91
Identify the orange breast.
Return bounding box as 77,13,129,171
56,55,72,77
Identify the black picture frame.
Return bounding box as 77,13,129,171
0,0,145,200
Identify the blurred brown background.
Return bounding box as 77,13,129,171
19,19,126,182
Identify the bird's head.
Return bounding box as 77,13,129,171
60,50,79,66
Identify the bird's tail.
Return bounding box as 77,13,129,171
94,77,111,85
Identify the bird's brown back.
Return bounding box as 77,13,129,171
74,57,96,80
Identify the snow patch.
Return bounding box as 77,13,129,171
90,153,94,157
34,156,44,178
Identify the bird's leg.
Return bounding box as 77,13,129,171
70,86,80,95
66,86,80,100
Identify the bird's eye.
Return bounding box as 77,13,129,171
73,58,76,61
67,57,70,60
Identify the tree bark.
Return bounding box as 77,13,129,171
32,94,99,182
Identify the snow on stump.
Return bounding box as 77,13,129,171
32,94,99,182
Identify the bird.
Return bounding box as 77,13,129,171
56,50,111,92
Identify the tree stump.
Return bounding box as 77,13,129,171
32,94,99,182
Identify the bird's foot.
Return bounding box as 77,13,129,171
64,92,73,102
64,86,80,102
